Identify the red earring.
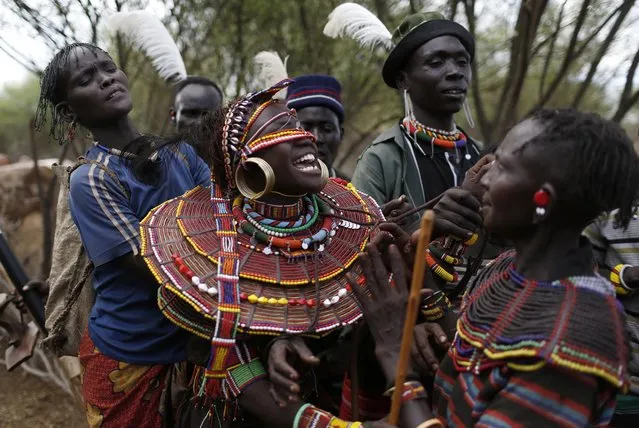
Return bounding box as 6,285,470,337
66,120,77,142
533,189,549,216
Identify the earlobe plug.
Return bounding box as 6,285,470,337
533,189,550,216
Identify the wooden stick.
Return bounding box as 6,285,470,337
388,210,435,425
390,194,443,224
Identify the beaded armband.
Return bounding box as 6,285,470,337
610,264,634,296
225,358,267,397
426,233,478,282
383,380,427,403
421,290,453,322
294,404,363,428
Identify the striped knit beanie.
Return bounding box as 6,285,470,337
286,74,345,123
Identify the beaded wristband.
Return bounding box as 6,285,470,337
421,292,452,322
426,252,458,282
416,419,444,428
611,264,634,296
382,380,427,404
295,403,363,428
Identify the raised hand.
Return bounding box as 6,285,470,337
381,195,414,227
348,241,410,381
411,321,450,376
430,188,482,240
461,154,494,201
267,336,320,407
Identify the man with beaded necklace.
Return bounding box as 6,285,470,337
324,5,482,233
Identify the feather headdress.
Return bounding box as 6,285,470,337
104,11,187,84
253,51,289,100
323,2,393,51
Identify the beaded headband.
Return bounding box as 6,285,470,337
220,79,315,190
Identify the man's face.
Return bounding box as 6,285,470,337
296,106,343,170
172,83,222,131
400,36,471,115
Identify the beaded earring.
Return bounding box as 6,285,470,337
533,189,550,216
66,119,77,143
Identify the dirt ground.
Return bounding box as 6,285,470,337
0,358,86,428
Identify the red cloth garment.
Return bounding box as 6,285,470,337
339,376,390,422
79,332,171,428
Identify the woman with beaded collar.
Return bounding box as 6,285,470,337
140,79,438,427
368,108,638,427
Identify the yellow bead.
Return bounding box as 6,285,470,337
464,233,479,246
278,298,288,305
258,296,268,304
248,294,258,304
268,298,278,305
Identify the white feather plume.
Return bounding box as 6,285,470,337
253,51,289,99
323,2,393,51
104,11,187,83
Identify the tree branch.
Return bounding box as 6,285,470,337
612,47,639,123
538,0,566,100
493,0,548,139
538,1,626,109
572,0,636,108
462,0,493,140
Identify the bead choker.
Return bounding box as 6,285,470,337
248,198,305,220
402,117,467,149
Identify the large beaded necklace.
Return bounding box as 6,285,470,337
233,195,338,255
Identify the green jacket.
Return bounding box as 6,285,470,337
352,123,481,232
352,124,425,231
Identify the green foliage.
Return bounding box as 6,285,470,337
2,0,638,167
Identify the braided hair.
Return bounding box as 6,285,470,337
34,43,108,143
187,98,260,191
520,108,639,229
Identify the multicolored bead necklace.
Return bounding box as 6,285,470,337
244,196,318,234
233,195,337,254
402,116,468,149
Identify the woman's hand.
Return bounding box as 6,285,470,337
267,336,320,407
430,188,482,240
381,195,414,227
411,322,450,377
461,154,494,201
349,241,410,381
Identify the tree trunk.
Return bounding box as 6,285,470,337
493,0,548,140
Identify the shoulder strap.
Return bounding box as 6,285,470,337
70,157,130,199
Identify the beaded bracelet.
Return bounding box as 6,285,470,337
429,244,464,266
611,264,634,296
293,403,363,428
382,380,427,403
421,291,452,322
416,419,444,428
426,252,458,282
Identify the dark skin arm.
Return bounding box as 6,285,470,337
238,380,302,428
348,241,435,427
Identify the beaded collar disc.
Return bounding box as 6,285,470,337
140,178,381,339
450,251,630,391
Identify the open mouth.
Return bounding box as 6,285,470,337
293,153,320,172
442,88,466,96
107,89,124,100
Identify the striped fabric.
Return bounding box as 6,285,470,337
583,211,639,414
433,354,616,427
